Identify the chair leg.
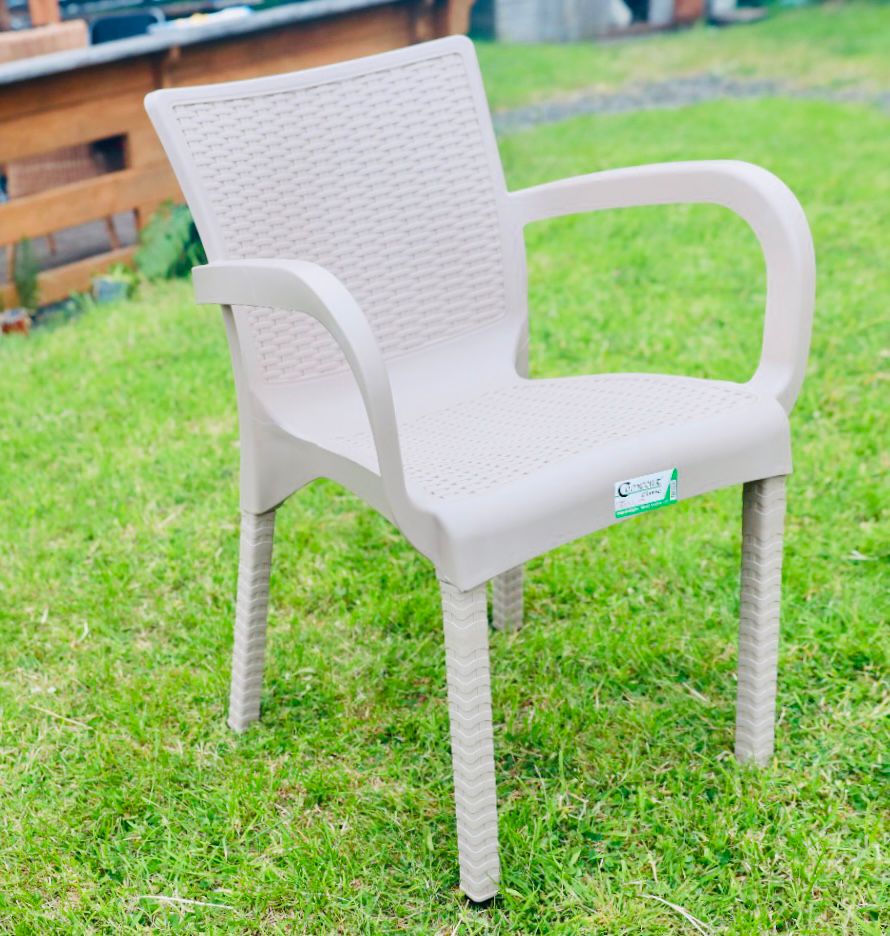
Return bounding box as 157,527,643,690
440,580,500,902
735,476,786,766
228,509,276,733
491,566,524,632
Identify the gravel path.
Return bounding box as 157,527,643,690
492,72,890,134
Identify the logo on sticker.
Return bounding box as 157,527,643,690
615,468,678,518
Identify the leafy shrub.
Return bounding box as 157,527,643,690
13,238,40,311
134,202,206,281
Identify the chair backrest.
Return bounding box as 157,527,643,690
145,37,517,387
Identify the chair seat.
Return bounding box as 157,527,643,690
332,373,774,495
293,372,791,588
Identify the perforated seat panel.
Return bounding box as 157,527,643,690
329,374,761,500
172,52,509,384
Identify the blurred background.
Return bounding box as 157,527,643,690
0,0,886,325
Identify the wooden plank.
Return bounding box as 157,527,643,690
0,20,85,64
1,245,136,307
0,57,154,122
411,0,438,43
0,94,150,162
124,119,169,169
433,0,475,34
27,0,61,27
125,122,179,229
162,4,414,85
0,165,180,244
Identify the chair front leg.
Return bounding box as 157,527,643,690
735,476,786,766
228,509,276,733
491,566,524,632
440,580,500,902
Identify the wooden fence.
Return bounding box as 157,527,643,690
0,0,473,307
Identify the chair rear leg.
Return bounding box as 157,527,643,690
735,476,786,766
440,580,500,902
491,566,524,632
228,509,276,733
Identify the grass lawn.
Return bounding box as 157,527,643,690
477,3,890,109
1,13,888,935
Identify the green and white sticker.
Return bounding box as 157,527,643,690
615,468,678,518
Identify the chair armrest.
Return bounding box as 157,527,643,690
509,160,815,413
192,258,423,533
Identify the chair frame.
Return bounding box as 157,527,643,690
146,37,815,903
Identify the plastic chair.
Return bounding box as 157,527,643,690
145,36,814,902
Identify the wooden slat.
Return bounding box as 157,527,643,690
124,122,178,228
1,245,136,307
124,120,169,168
162,4,414,85
434,0,475,34
0,95,151,162
0,57,154,122
0,20,85,64
28,0,61,26
0,165,180,244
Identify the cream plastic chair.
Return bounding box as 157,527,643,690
145,37,814,902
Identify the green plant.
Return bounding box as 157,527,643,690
103,262,137,284
134,202,206,282
93,262,139,299
12,237,40,311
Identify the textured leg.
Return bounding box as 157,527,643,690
440,580,500,902
735,476,786,766
228,509,276,733
491,566,524,632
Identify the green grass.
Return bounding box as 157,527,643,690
476,3,890,110
1,22,889,936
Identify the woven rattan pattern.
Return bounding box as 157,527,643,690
335,376,760,499
173,53,508,384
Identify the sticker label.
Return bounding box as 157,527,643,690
615,468,678,518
